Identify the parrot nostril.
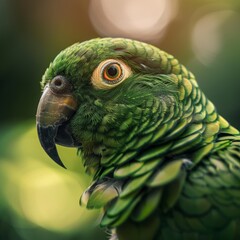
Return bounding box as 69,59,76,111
50,75,72,94
54,78,63,87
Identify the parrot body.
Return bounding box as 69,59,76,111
36,38,240,240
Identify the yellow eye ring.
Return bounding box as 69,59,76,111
91,59,132,89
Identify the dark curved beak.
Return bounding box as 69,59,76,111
36,85,79,168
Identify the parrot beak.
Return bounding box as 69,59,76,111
36,84,79,168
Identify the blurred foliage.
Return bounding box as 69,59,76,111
0,123,106,240
0,0,239,239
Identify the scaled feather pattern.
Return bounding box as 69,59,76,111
37,38,240,240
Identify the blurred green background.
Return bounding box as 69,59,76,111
0,0,239,239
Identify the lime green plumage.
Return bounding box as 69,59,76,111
39,38,240,240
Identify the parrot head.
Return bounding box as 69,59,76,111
36,38,187,171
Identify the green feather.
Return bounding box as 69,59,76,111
86,184,119,209
137,143,172,162
132,189,162,222
107,192,139,217
147,160,183,187
114,162,144,178
120,172,152,197
133,158,161,177
178,195,211,215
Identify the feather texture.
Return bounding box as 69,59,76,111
38,38,240,240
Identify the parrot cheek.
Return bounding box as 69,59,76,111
36,85,80,168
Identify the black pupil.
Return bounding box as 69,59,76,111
107,65,118,77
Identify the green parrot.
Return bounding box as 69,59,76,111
36,38,240,240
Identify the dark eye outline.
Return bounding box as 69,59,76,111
91,59,132,89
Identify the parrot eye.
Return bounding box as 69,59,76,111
50,76,72,94
91,59,132,89
103,63,122,81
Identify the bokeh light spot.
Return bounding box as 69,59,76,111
0,125,98,234
89,0,178,42
192,10,235,65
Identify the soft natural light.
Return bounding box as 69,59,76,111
89,0,178,42
192,10,235,65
